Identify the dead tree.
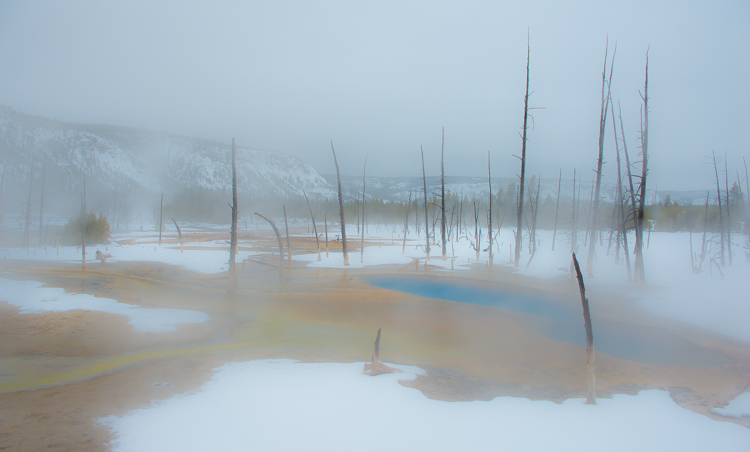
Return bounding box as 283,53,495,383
0,165,5,230
402,190,412,254
488,151,493,264
172,217,183,252
283,205,292,262
551,169,561,251
421,145,430,260
441,127,447,261
712,151,725,266
572,252,596,404
159,193,164,244
254,212,284,268
527,175,541,266
724,153,732,266
82,175,86,270
363,328,399,376
361,155,367,263
633,52,650,284
744,157,750,242
611,99,632,280
229,138,239,275
570,168,578,253
331,141,348,265
473,201,480,260
38,156,46,247
586,40,616,276
23,158,34,251
304,190,321,261
324,212,329,257
515,34,531,267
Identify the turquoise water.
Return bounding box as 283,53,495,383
363,274,731,367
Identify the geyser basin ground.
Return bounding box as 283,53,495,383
363,274,733,367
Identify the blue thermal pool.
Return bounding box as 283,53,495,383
363,274,731,367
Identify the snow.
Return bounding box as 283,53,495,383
713,393,750,419
0,278,209,333
100,359,750,452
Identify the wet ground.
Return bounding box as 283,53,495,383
1,246,749,450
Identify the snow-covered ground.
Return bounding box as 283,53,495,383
100,359,750,452
0,277,209,333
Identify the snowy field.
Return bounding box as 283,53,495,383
2,224,749,450
100,359,750,452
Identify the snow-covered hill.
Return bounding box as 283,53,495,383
0,106,335,203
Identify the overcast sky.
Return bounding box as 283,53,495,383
1,0,748,190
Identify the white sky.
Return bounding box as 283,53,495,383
1,0,748,190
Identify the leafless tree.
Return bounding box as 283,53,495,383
402,190,412,254
254,212,284,268
23,158,34,251
361,155,367,263
159,193,164,245
712,150,725,266
551,169,561,251
304,190,321,261
38,156,46,247
283,204,292,262
515,34,531,267
488,151,493,265
172,217,183,252
527,175,541,267
570,169,578,254
572,252,596,404
633,52,650,284
81,174,86,270
723,153,732,265
324,212,329,257
421,146,430,260
441,127,447,261
331,141,348,265
586,39,616,276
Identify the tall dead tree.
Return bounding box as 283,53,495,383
361,155,367,263
82,175,86,270
712,151,725,266
551,169,561,251
612,99,632,280
304,190,321,261
229,138,239,273
23,158,34,251
159,193,164,244
421,146,430,260
488,151,493,264
283,204,292,262
38,156,46,247
0,165,5,229
570,168,578,253
744,157,750,242
441,127,447,261
586,40,616,276
572,252,596,404
402,190,412,254
331,141,348,265
618,102,639,272
324,212,329,257
515,34,531,267
633,52,650,284
172,217,183,252
527,175,541,267
724,153,732,266
254,212,284,267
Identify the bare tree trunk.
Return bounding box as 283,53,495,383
159,193,164,245
527,175,541,267
697,192,709,272
283,204,292,263
724,153,732,266
24,158,34,252
441,127,447,261
229,138,238,274
82,175,86,270
584,180,594,247
552,169,561,251
421,146,430,260
586,40,615,276
402,190,411,254
713,150,725,267
331,141,348,265
633,52,650,284
254,212,284,268
488,151,493,265
744,157,750,242
572,252,596,404
474,201,479,261
570,169,578,253
324,212,329,257
304,190,321,261
361,155,367,263
38,156,46,247
172,217,183,252
515,35,531,267
612,100,632,281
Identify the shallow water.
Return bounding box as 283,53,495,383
363,274,732,367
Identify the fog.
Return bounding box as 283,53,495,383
0,1,748,190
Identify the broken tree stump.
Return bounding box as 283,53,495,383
363,328,399,376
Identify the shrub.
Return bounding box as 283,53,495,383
62,212,111,245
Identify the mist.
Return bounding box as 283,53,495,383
1,0,748,191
